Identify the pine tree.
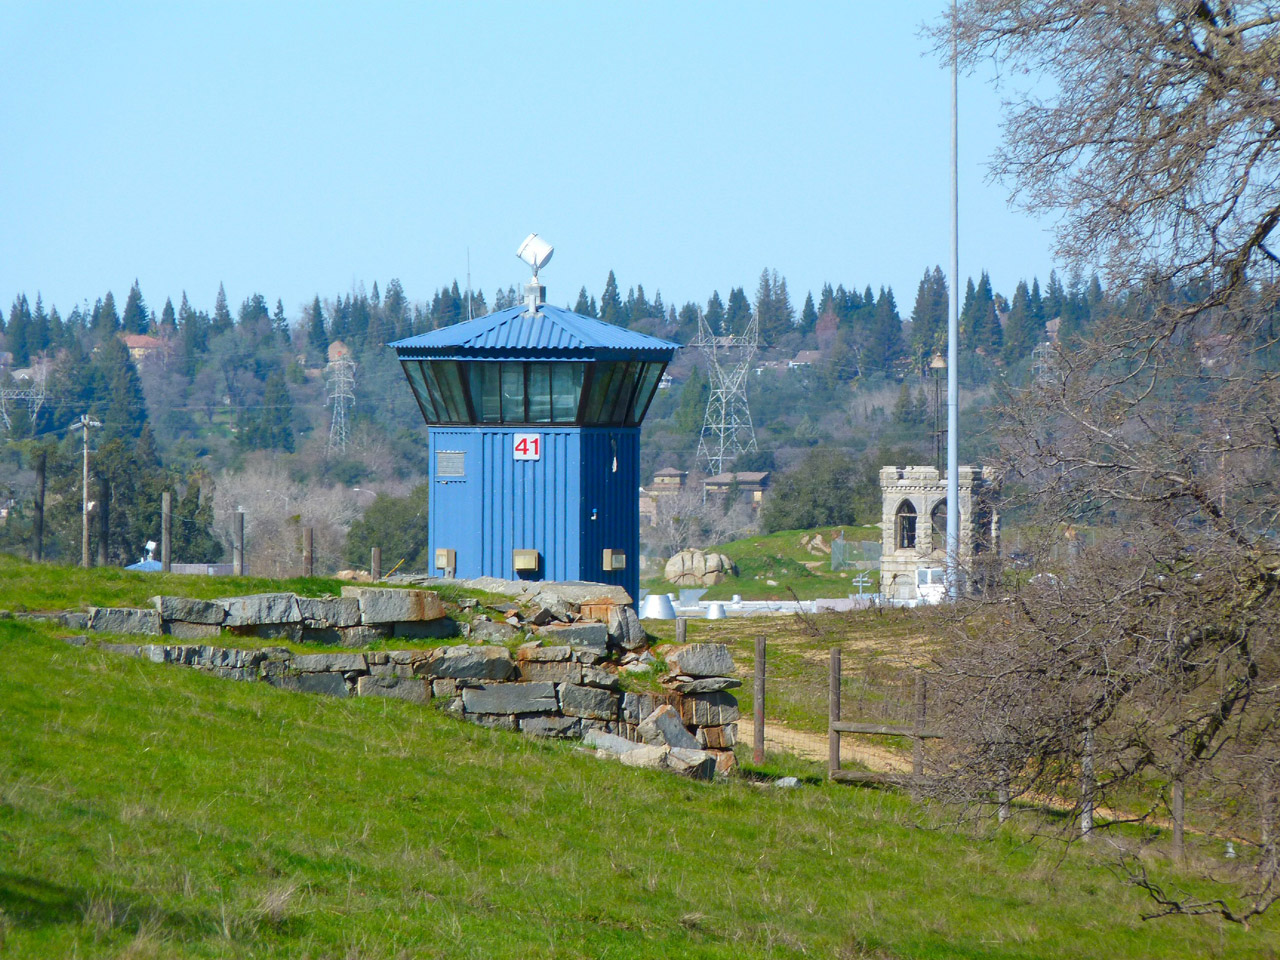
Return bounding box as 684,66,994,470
159,297,177,334
799,292,818,332
29,295,50,357
256,368,295,451
95,292,121,334
122,280,148,334
909,266,948,369
705,291,725,333
892,381,915,424
7,294,31,364
725,287,752,335
308,296,328,356
600,271,623,325
95,334,148,440
212,283,233,336
1044,269,1066,322
865,286,904,373
1001,279,1045,364
574,286,592,315
273,299,289,340
384,278,408,337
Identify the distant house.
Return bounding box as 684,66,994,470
657,372,674,390
120,333,169,364
703,470,771,508
648,467,688,495
789,350,822,369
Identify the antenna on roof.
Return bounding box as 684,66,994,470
516,233,553,312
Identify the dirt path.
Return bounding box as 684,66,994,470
742,715,1188,832
737,716,911,773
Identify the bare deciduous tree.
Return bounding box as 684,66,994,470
926,1,1280,923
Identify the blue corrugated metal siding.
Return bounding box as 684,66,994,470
427,425,639,602
578,428,640,603
429,428,583,584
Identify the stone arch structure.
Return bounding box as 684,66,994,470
878,465,999,603
895,499,918,550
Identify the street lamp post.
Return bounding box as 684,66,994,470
930,353,946,472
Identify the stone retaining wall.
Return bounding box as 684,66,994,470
52,583,741,780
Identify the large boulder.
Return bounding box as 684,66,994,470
462,681,558,715
151,596,226,625
663,549,736,586
667,643,736,679
340,586,445,623
220,593,303,626
356,675,429,704
637,704,700,749
426,645,515,681
87,607,162,635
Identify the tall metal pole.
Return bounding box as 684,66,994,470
946,0,961,600
72,415,101,568
82,425,91,567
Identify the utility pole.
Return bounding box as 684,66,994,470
70,415,102,568
946,0,961,600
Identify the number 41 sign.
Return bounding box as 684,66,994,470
513,433,541,461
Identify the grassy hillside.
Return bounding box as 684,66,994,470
646,526,883,601
2,612,1274,956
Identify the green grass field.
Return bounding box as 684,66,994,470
2,559,1277,956
645,527,883,601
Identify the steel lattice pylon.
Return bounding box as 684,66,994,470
0,366,47,434
691,308,758,476
326,355,356,454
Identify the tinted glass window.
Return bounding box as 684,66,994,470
628,362,666,424
401,360,438,421
527,363,552,423
470,363,502,422
551,363,583,422
500,362,525,422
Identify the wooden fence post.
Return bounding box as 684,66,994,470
233,511,245,576
1081,721,1095,841
303,527,314,578
675,617,687,646
161,491,172,572
753,635,766,765
913,673,927,778
1172,778,1185,861
371,546,382,581
829,647,842,778
998,767,1011,824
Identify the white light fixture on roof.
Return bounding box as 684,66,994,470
517,233,554,312
516,233,554,278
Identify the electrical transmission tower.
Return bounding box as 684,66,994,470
1030,340,1058,385
691,308,759,476
325,353,356,454
0,366,47,434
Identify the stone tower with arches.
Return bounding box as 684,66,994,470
878,465,999,603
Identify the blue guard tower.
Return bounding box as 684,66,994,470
390,237,677,604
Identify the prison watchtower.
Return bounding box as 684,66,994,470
390,245,677,604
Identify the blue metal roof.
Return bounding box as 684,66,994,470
390,304,679,361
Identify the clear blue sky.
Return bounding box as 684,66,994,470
0,1,1060,322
